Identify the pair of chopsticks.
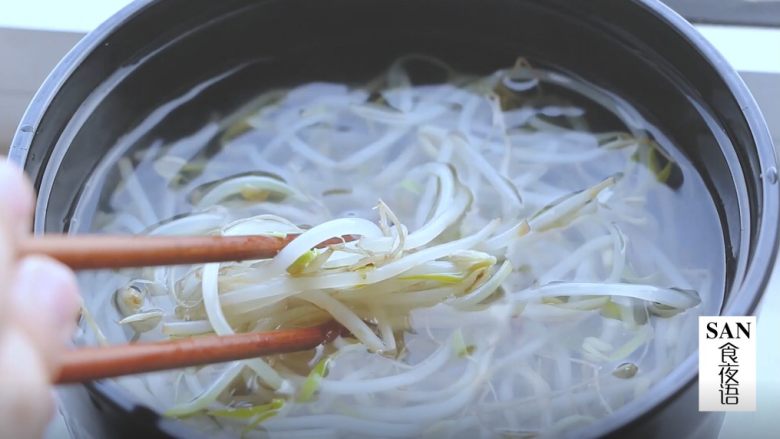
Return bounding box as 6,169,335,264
21,233,353,384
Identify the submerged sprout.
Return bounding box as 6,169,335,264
542,296,567,305
598,132,636,150
322,188,353,197
189,172,302,208
516,283,701,311
451,330,476,358
207,398,285,420
114,281,167,333
528,174,620,232
631,141,684,189
399,273,465,284
220,119,254,145
297,357,331,402
494,57,541,109
114,285,145,317
170,162,208,188
287,249,318,275
118,309,164,333
647,145,673,184
210,398,285,435
612,362,639,379
649,301,685,318
400,179,423,194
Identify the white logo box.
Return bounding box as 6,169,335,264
699,316,757,412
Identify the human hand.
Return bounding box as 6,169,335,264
0,158,81,438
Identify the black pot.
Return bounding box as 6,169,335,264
10,0,778,438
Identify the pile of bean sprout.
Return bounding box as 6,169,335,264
76,56,719,438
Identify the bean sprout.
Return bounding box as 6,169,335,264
73,56,723,438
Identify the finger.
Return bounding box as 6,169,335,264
0,328,55,439
0,158,34,237
10,256,81,375
0,158,36,325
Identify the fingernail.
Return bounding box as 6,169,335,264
0,159,34,235
12,257,81,331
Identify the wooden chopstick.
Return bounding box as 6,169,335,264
18,234,351,270
54,321,345,384
24,234,352,383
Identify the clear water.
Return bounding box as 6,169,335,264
69,58,725,438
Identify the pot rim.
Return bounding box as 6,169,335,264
9,0,779,437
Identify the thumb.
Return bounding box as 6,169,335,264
10,256,81,375
0,158,35,325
